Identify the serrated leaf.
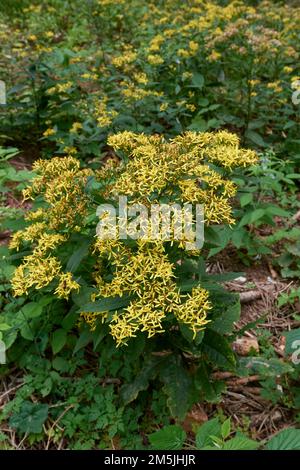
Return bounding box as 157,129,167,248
238,357,294,376
284,328,300,356
266,428,300,450
202,329,236,368
159,355,195,419
62,309,78,331
223,435,259,450
9,402,49,434
210,295,240,335
188,116,207,132
121,356,162,405
149,425,186,450
196,418,222,449
195,363,225,403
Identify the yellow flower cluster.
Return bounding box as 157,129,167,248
47,81,73,95
43,128,56,137
93,240,211,345
10,156,91,298
121,81,162,103
94,96,118,127
111,49,137,72
70,122,83,133
106,130,257,226
10,130,257,346
21,156,92,230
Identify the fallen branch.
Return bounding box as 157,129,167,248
240,290,262,303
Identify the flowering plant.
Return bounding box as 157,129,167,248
6,130,257,412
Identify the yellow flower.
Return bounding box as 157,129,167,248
80,311,108,331
70,122,83,133
57,82,73,94
43,128,56,137
63,146,78,155
147,54,164,65
175,287,211,337
189,40,199,54
133,72,148,85
11,254,62,296
208,50,221,61
55,272,80,299
186,103,196,112
159,103,169,112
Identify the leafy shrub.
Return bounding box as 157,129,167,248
1,130,256,420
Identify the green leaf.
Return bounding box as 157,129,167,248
221,418,231,439
20,323,34,341
202,329,236,369
81,295,131,312
73,328,93,354
238,357,294,377
231,227,248,248
222,435,259,450
266,428,300,450
283,328,300,362
52,357,70,373
9,402,49,434
20,302,43,319
149,425,186,450
265,206,290,217
240,193,253,207
188,116,207,132
66,239,90,272
121,356,162,405
2,330,17,348
159,355,195,419
245,130,267,147
238,208,265,227
210,294,240,335
284,328,300,356
195,363,225,402
93,324,108,350
191,73,204,89
179,323,204,345
249,209,266,224
62,309,78,331
51,329,67,354
196,418,222,449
